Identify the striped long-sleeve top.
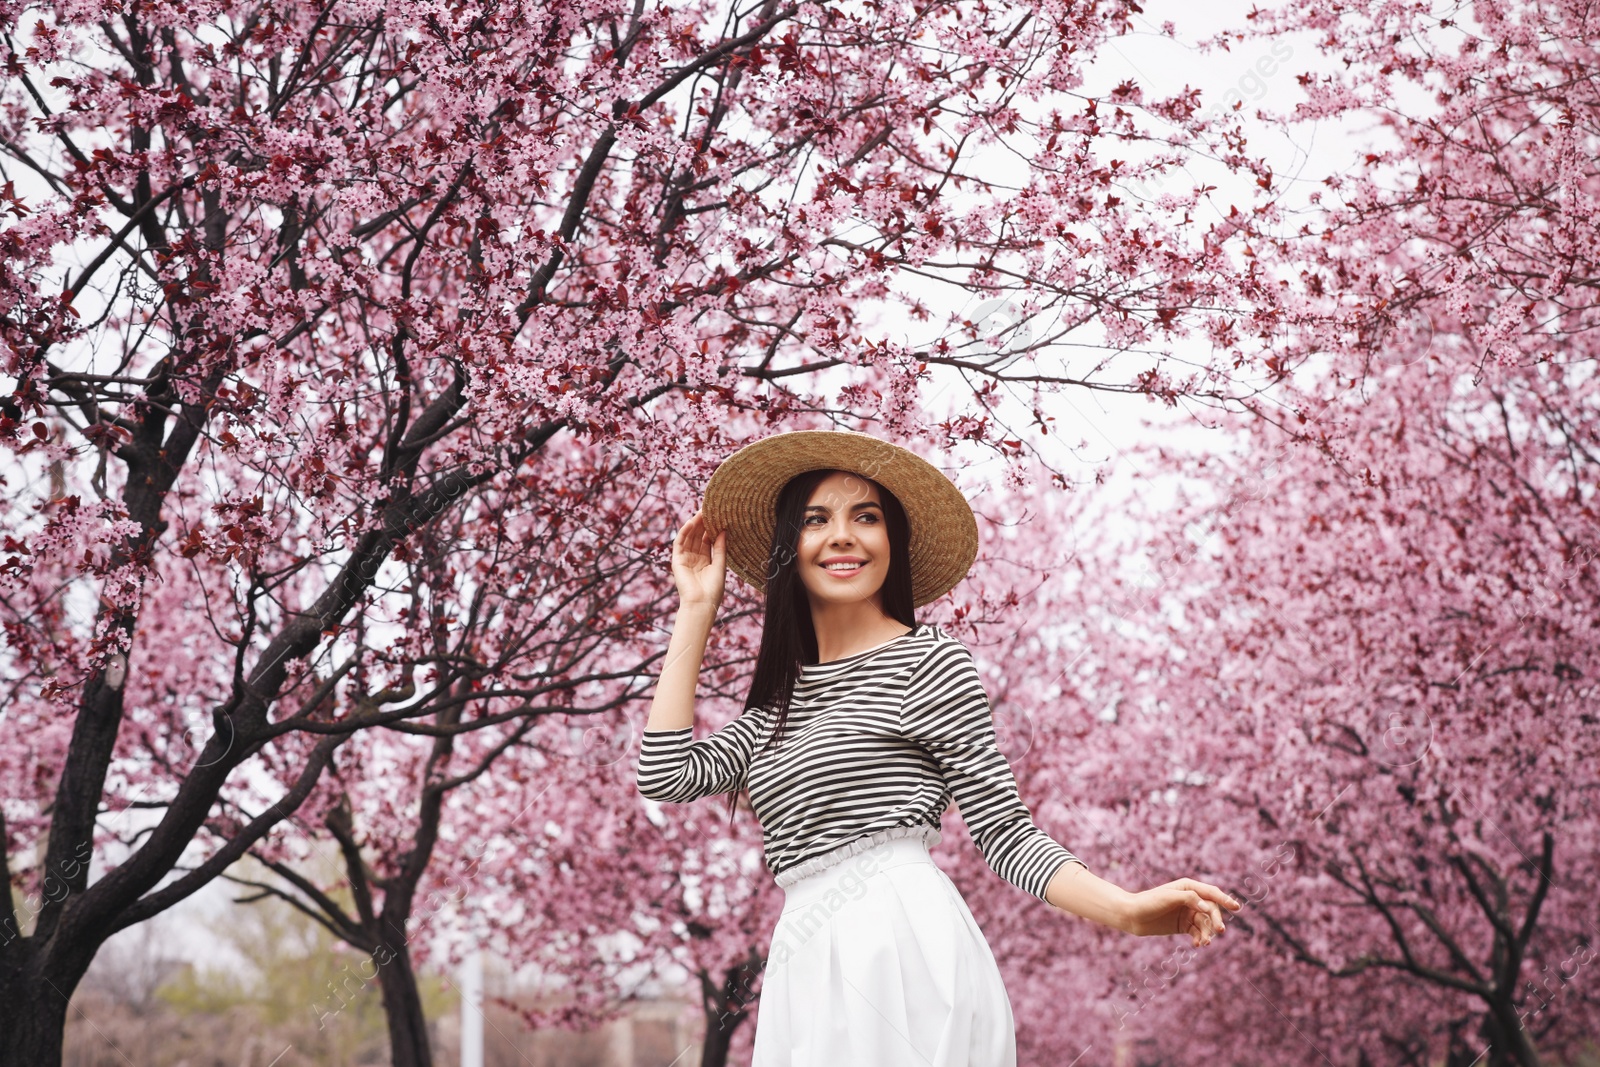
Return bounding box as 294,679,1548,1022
635,622,1087,903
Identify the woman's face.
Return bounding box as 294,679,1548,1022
796,470,892,608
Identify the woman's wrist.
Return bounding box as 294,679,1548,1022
1045,861,1135,932
675,600,718,629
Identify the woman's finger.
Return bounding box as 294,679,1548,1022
674,514,706,566
1187,890,1221,945
1199,881,1242,911
1197,903,1216,946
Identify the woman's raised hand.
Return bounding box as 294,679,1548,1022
1121,877,1241,948
671,510,727,611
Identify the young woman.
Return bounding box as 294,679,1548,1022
636,429,1240,1067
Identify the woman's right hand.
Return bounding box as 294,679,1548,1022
671,510,727,611
1120,877,1240,947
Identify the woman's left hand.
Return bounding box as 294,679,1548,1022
1121,878,1241,947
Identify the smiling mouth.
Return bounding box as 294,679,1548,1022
820,562,867,576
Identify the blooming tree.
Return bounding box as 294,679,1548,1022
1080,362,1600,1067
0,0,1269,1062
218,451,684,1067
989,2,1600,1060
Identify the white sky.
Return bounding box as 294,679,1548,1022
953,0,1352,483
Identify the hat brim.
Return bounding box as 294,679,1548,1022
701,429,978,608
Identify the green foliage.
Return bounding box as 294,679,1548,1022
146,861,429,1062
157,894,390,1060
67,861,464,1066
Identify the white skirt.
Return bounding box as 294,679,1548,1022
750,832,1018,1067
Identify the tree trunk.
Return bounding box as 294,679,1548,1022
0,952,67,1067
698,1008,740,1067
1482,996,1545,1067
698,954,762,1067
375,940,434,1067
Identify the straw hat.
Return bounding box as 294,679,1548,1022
701,429,979,607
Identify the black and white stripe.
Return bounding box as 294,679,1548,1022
636,623,1086,902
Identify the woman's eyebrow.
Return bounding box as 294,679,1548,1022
804,501,883,512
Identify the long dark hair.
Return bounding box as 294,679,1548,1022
722,467,918,825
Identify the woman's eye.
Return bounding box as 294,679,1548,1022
804,512,877,525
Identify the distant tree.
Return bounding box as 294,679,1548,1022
475,750,777,1067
